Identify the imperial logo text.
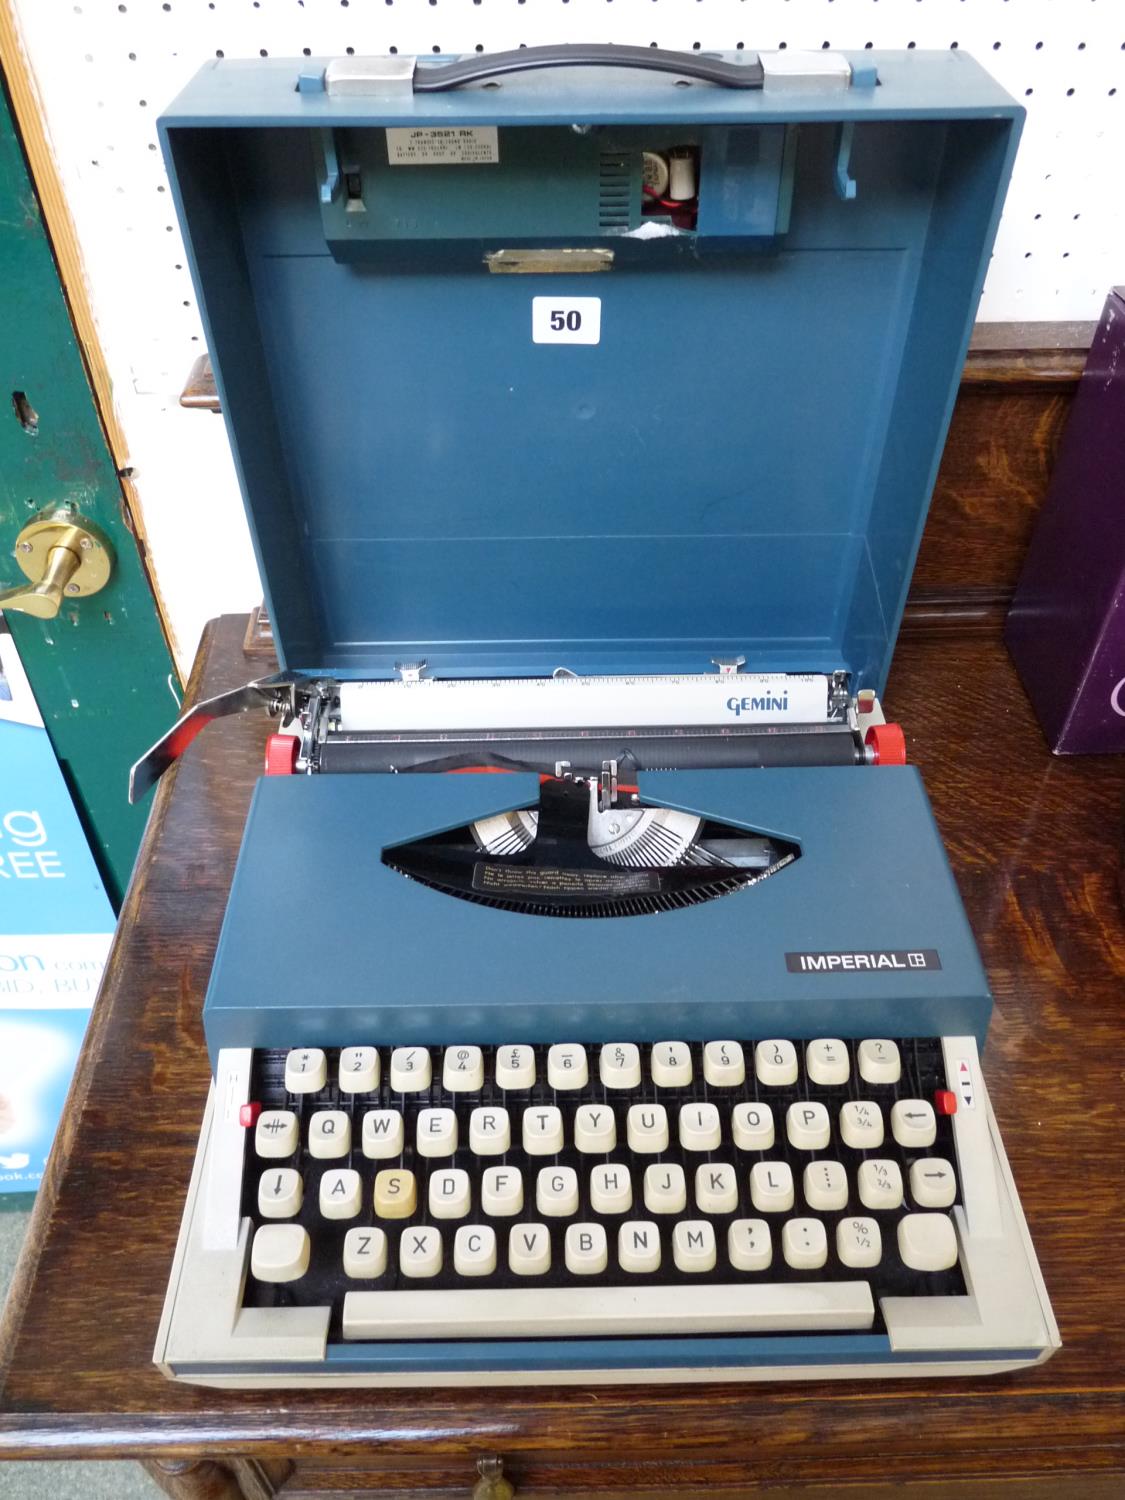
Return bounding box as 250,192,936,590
785,948,942,973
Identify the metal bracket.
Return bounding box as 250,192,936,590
324,55,417,98
829,669,852,722
128,672,314,804
395,661,428,682
485,248,615,276
598,759,619,813
834,121,857,201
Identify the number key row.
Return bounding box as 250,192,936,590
282,1039,905,1096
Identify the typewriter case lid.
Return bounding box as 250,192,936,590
159,51,1021,694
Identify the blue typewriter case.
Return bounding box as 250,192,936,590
160,48,1020,688
151,49,1059,1388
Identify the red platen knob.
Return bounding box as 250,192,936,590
865,722,907,766
264,733,299,776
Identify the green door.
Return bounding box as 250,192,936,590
0,70,178,907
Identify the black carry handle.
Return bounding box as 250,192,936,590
412,44,764,94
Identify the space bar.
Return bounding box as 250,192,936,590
342,1283,875,1341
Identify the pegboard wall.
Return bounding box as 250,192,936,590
8,1,1125,670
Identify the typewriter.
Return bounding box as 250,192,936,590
140,45,1059,1387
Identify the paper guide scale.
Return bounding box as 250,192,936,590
135,44,1059,1386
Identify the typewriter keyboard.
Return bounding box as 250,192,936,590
240,1040,966,1340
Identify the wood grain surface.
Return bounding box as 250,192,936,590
0,610,1123,1495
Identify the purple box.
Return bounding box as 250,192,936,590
1006,288,1125,753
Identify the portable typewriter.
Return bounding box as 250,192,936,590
140,45,1059,1386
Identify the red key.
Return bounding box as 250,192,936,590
239,1102,262,1128
934,1089,957,1116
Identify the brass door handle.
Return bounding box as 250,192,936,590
0,507,114,619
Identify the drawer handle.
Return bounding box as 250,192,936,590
473,1455,516,1499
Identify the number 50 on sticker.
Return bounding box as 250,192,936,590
531,296,602,346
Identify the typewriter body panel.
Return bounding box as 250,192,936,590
150,47,1058,1385
202,768,992,1058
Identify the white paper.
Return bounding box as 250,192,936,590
338,674,829,733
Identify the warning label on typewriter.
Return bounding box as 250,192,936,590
385,127,500,166
785,949,942,973
473,864,660,898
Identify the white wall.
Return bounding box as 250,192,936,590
11,0,1124,673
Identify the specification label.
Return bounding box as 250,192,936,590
385,127,499,165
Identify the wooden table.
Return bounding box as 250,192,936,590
1,613,1124,1499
